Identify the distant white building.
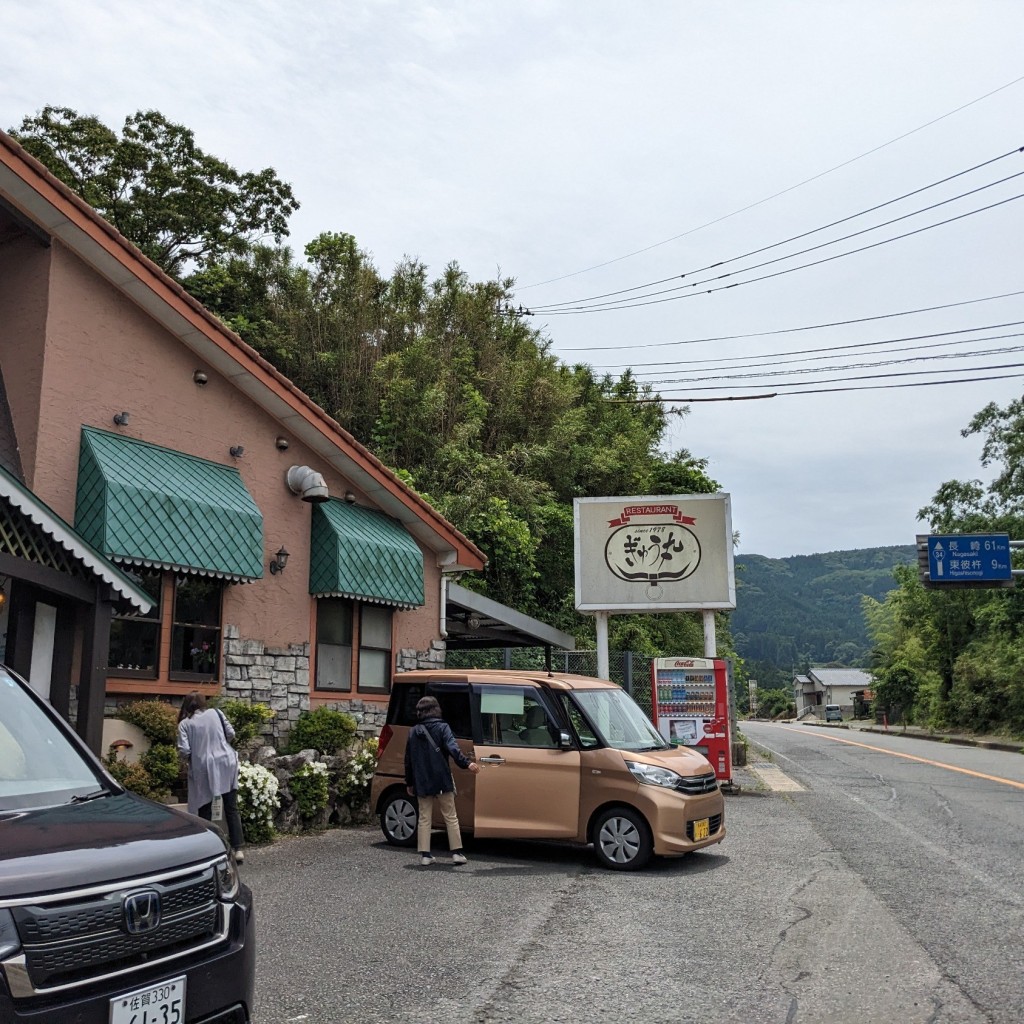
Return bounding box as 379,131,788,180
793,667,872,718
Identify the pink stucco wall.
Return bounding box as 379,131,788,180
0,236,49,476
23,241,442,660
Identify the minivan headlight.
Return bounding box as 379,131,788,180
626,761,681,789
215,855,240,900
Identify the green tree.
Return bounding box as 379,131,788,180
10,106,298,276
13,105,731,660
866,396,1024,735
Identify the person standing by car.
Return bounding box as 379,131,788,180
405,695,479,866
177,692,246,863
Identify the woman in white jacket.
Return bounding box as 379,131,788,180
177,692,246,862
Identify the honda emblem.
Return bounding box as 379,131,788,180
122,890,162,935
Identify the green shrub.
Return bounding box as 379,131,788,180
290,761,330,821
215,699,275,746
141,742,182,795
116,700,178,744
104,753,159,799
284,707,357,755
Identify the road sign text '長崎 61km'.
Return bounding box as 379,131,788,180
925,533,1012,585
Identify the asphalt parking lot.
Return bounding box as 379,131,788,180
242,770,783,1024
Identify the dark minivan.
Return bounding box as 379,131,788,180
0,666,255,1024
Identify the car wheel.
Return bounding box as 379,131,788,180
593,806,653,870
380,790,418,847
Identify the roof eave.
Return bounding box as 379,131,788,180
0,132,486,574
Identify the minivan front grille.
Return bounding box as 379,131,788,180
675,773,719,795
8,866,224,993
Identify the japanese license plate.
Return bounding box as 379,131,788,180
110,976,185,1024
693,817,710,841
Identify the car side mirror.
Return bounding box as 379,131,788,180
559,730,574,749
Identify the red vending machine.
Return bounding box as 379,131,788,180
651,656,733,783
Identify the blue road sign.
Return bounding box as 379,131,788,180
927,534,1011,582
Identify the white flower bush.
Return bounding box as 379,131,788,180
338,738,378,802
237,761,280,843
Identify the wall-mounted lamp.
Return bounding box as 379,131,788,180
343,490,357,504
113,411,130,426
193,370,209,386
275,437,290,451
268,546,290,575
467,614,481,630
229,445,245,458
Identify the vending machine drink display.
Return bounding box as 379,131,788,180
651,656,733,782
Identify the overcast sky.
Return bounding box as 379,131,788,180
6,2,1024,558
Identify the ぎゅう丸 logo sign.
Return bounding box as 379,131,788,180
574,494,735,612
604,520,701,585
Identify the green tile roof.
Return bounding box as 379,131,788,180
310,499,424,608
75,427,264,581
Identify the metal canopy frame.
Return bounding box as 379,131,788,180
444,581,575,652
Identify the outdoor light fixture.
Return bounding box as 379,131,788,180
193,370,209,386
275,436,290,451
269,547,290,575
229,445,245,458
344,490,356,504
113,412,130,426
467,614,481,630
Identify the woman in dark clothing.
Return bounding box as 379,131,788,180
404,695,479,865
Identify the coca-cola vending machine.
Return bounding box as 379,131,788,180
651,656,733,783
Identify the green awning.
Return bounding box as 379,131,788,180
310,499,424,609
75,427,264,582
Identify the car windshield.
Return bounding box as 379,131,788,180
0,669,108,811
570,686,669,752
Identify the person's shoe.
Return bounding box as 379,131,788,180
419,854,434,866
234,850,245,865
451,852,468,865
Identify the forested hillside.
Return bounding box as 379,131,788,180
730,546,915,688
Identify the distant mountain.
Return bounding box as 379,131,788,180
730,545,916,689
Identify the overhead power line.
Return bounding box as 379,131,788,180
532,188,1024,315
529,148,1024,312
630,332,1024,381
608,360,1024,399
603,321,1024,372
604,370,1024,403
602,368,1024,399
651,342,1024,385
560,288,1024,352
521,72,1024,290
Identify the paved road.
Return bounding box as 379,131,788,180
744,720,1024,1023
243,727,1023,1023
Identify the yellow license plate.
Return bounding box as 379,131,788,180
693,817,710,840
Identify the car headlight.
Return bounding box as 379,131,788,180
215,855,240,900
626,761,682,789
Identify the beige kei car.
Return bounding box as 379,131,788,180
370,669,725,870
